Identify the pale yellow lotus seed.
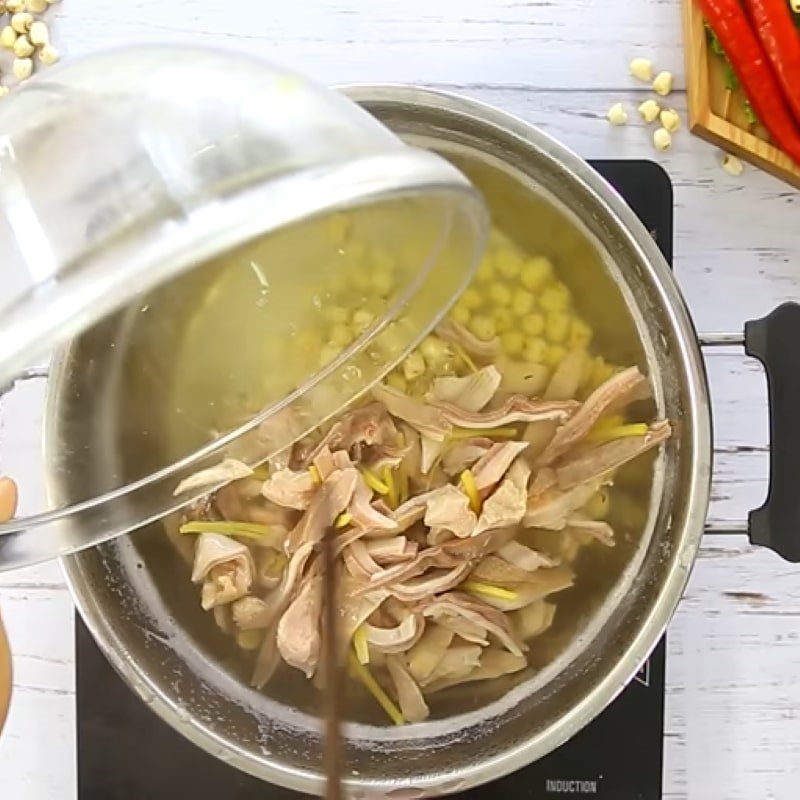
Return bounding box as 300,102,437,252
653,127,672,152
29,21,48,46
660,108,680,133
38,43,59,64
0,26,17,48
13,56,32,80
11,12,33,33
652,71,674,97
607,102,628,126
638,99,660,123
721,153,744,176
28,0,49,11
629,58,653,82
13,34,33,57
5,0,25,12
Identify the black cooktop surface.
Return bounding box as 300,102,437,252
77,159,672,800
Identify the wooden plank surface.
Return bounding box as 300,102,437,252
1,2,800,800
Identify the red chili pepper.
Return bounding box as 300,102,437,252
744,0,800,126
699,0,800,166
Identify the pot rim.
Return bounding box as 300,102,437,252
62,84,713,795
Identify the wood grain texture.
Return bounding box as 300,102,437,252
1,2,799,800
682,0,800,189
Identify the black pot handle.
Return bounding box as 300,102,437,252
744,302,800,562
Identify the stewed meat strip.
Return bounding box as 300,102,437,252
175,458,253,496
537,366,650,467
420,643,483,688
287,468,358,553
470,566,574,612
554,420,672,490
363,613,424,654
277,573,324,678
372,384,452,441
441,438,494,476
474,459,530,535
497,540,559,571
232,596,270,630
566,516,615,547
423,484,477,539
511,600,557,641
435,319,501,363
523,480,603,530
386,655,430,723
433,396,578,430
418,592,526,657
427,366,502,412
347,473,398,532
471,442,530,493
305,403,398,465
390,563,473,603
191,533,255,610
406,624,455,684
423,648,527,694
262,468,317,510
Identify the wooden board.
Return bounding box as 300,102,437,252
682,0,800,188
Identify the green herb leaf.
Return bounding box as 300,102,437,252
723,62,739,91
705,23,739,89
705,24,725,57
743,101,758,126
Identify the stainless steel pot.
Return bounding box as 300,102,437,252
54,87,798,797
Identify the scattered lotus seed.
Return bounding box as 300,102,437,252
607,102,628,126
629,58,653,82
11,12,33,33
488,282,512,307
402,352,426,382
659,108,680,133
38,43,59,65
0,25,16,48
721,153,744,176
29,20,48,46
449,303,471,327
520,257,553,291
468,314,497,342
653,127,672,152
521,312,545,337
511,287,535,317
500,331,524,357
523,337,548,364
13,34,33,58
491,306,514,334
13,56,32,80
638,99,660,123
652,71,674,97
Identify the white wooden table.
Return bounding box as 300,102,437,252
1,1,799,798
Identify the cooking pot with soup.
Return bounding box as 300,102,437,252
0,48,799,797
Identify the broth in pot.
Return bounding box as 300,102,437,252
134,155,668,726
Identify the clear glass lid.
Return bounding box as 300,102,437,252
0,47,488,570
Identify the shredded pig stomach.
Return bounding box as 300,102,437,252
170,226,671,725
